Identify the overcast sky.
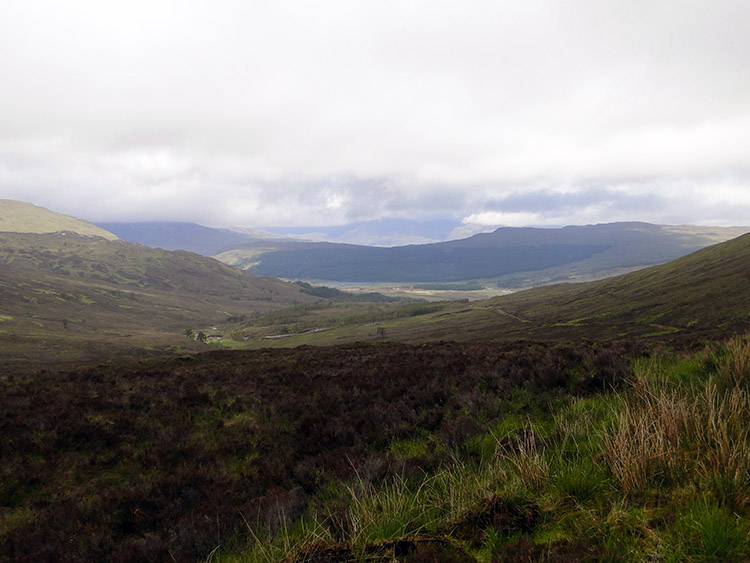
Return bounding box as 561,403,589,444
1,0,749,228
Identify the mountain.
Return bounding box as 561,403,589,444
223,239,610,282
0,231,316,365
0,199,117,240
217,222,750,285
382,230,750,343
232,231,750,348
96,221,278,256
99,218,464,254
93,219,749,287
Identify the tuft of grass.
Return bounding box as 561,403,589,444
551,455,610,504
341,472,435,545
600,375,690,492
672,499,750,562
692,382,750,508
389,435,430,458
503,429,549,493
600,337,750,507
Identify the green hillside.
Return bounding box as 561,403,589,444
0,232,316,365
239,232,750,348
0,199,118,240
475,231,750,340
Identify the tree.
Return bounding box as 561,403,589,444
196,331,207,343
376,327,387,339
184,328,194,339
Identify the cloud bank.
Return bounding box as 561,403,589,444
1,0,749,227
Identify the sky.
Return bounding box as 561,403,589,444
1,0,749,229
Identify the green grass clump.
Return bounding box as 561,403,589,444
551,455,610,504
670,500,750,562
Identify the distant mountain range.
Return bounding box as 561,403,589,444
5,200,749,288
96,221,276,256
216,222,750,285
97,218,474,252
93,216,750,286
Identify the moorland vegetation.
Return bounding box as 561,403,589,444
5,337,750,561
239,336,750,562
3,201,750,561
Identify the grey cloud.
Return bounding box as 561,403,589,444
1,1,750,228
381,188,471,217
484,189,667,216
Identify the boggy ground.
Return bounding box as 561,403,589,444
0,340,637,562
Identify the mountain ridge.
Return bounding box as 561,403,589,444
96,221,284,256
216,221,750,285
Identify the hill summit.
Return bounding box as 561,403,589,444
0,199,117,240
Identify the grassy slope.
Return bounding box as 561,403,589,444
0,199,118,240
479,230,750,340
477,223,750,286
0,232,316,365
242,233,750,348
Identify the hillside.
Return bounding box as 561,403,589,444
0,199,118,240
0,231,315,365
216,222,749,285
236,232,750,348
475,231,750,338
386,231,750,343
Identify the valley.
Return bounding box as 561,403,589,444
0,231,317,366
2,200,750,561
3,2,749,560
99,218,750,288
